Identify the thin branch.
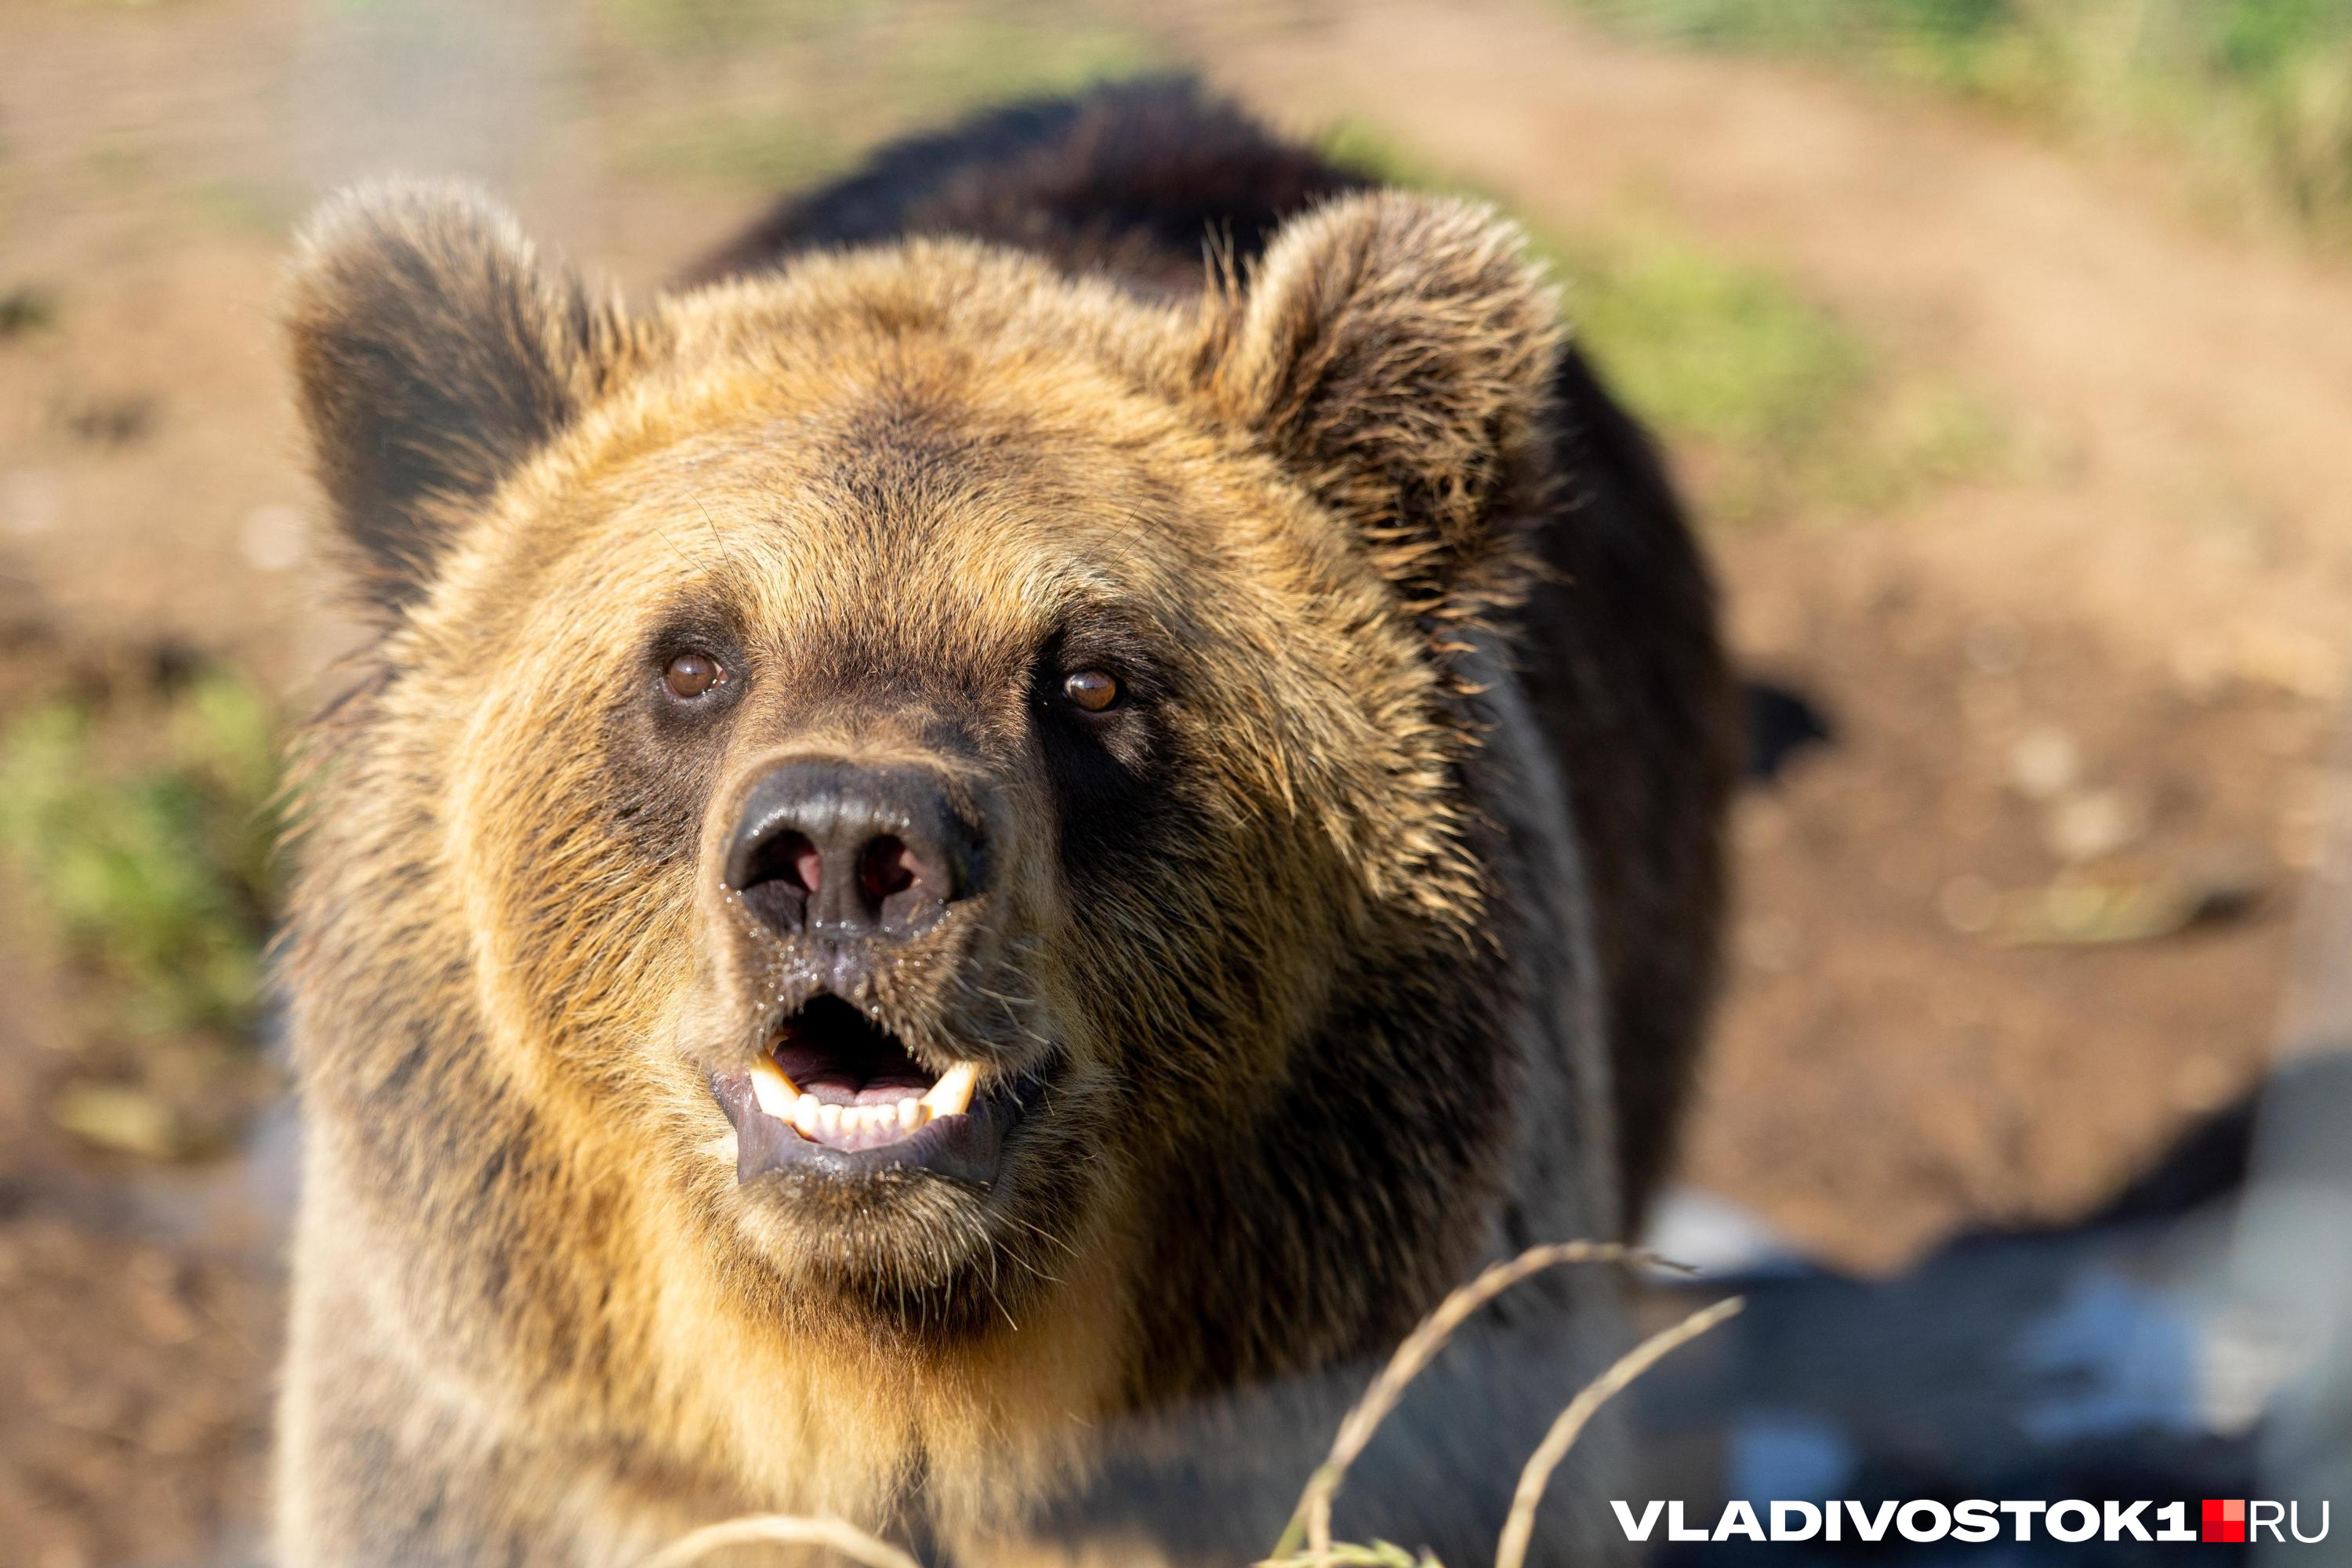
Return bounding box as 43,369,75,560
1272,1240,1656,1563
1493,1295,1744,1568
640,1513,924,1568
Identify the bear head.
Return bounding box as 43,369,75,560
282,182,1562,1373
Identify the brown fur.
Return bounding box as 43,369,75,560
684,78,1730,1229
274,88,1730,1568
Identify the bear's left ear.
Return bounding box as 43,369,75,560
1203,192,1561,617
285,182,659,614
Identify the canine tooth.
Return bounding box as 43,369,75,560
923,1062,979,1119
790,1094,821,1135
749,1058,800,1120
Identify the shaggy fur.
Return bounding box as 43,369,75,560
274,80,1733,1566
693,78,1730,1221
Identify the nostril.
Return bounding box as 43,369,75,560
742,829,820,895
734,829,822,935
858,837,916,904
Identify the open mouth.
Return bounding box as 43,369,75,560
710,995,1034,1189
750,995,979,1151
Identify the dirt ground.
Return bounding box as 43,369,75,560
2,1,2343,1563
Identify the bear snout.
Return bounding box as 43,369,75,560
723,757,989,942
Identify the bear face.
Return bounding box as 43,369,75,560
285,187,1562,1348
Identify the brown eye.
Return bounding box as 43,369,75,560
1062,670,1120,713
663,651,724,699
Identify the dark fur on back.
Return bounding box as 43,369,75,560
685,75,1733,1228
684,77,1367,296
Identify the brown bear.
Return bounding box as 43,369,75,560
274,79,1733,1566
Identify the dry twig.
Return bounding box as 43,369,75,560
640,1513,924,1568
1271,1240,1652,1563
1491,1295,1744,1568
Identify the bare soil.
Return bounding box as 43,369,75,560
1204,0,2345,1264
1,0,2340,1561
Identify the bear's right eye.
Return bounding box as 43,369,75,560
1062,670,1121,713
663,651,726,700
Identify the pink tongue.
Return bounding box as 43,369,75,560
771,1044,932,1105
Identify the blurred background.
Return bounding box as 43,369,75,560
5,1,2351,1563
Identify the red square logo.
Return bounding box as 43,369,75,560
2204,1499,2246,1543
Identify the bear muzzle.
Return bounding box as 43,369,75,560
705,756,1054,1190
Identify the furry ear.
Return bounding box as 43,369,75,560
1204,192,1561,616
285,183,652,611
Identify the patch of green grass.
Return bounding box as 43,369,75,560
1324,123,2002,524
607,4,1156,192
80,136,151,192
1570,0,2009,54
1567,0,2352,245
0,670,281,1043
183,176,300,238
621,111,851,192
879,16,1156,125
1565,227,1867,452
1559,224,2002,520
0,285,58,339
598,0,865,58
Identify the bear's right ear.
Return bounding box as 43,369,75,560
285,183,653,612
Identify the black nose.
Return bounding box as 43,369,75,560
724,760,986,940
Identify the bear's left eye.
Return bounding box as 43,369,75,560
663,651,726,700
1062,670,1120,713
